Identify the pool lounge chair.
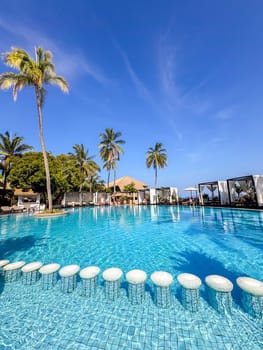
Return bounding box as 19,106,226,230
12,205,25,213
0,206,13,214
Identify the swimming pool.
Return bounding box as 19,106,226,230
0,206,262,349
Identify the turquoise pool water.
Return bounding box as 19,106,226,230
0,205,262,349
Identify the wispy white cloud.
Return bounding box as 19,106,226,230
186,136,224,164
0,17,108,84
115,41,186,143
210,137,224,144
156,28,238,149
186,151,202,163
156,34,187,141
213,106,237,120
114,42,154,105
157,33,214,115
158,37,181,102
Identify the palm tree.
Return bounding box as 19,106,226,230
146,142,168,188
0,131,33,196
86,174,105,193
98,128,125,193
0,47,69,210
70,144,100,191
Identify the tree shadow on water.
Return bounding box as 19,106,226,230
0,235,36,258
170,250,243,305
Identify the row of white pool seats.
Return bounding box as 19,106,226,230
0,260,262,317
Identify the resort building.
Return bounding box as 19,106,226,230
107,176,148,204
107,176,148,193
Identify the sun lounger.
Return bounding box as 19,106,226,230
12,205,25,213
0,206,12,213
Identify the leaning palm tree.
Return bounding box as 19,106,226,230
0,47,69,210
0,131,33,196
98,128,125,193
70,144,100,191
146,142,168,188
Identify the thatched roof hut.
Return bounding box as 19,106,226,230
107,176,148,192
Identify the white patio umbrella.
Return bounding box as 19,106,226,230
184,186,198,199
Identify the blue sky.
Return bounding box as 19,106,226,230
0,1,263,194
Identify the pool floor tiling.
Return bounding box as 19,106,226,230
0,280,262,350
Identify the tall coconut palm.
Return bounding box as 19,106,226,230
70,144,100,191
0,131,33,196
0,47,69,210
98,128,125,193
102,161,112,190
146,142,168,188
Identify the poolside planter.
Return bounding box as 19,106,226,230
151,271,173,308
39,263,61,290
205,275,233,314
177,273,202,312
0,260,10,277
3,261,26,282
102,268,123,301
79,266,100,297
236,277,263,318
126,269,147,305
21,262,43,285
59,265,80,293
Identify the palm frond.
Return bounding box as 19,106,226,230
47,76,69,93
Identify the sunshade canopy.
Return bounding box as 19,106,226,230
184,187,198,191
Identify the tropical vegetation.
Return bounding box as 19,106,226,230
7,151,104,205
146,142,168,188
123,182,137,193
69,144,100,192
0,46,69,211
98,128,125,193
0,131,33,198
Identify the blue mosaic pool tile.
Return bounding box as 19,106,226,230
60,274,77,293
0,269,263,349
41,271,58,289
22,270,40,285
128,282,145,305
154,285,172,308
241,290,263,318
181,286,200,311
104,279,121,300
3,268,22,282
81,275,98,297
207,287,232,314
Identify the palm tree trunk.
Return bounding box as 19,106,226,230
113,168,116,194
107,170,110,188
2,173,7,198
36,87,53,211
154,167,157,188
2,159,10,199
